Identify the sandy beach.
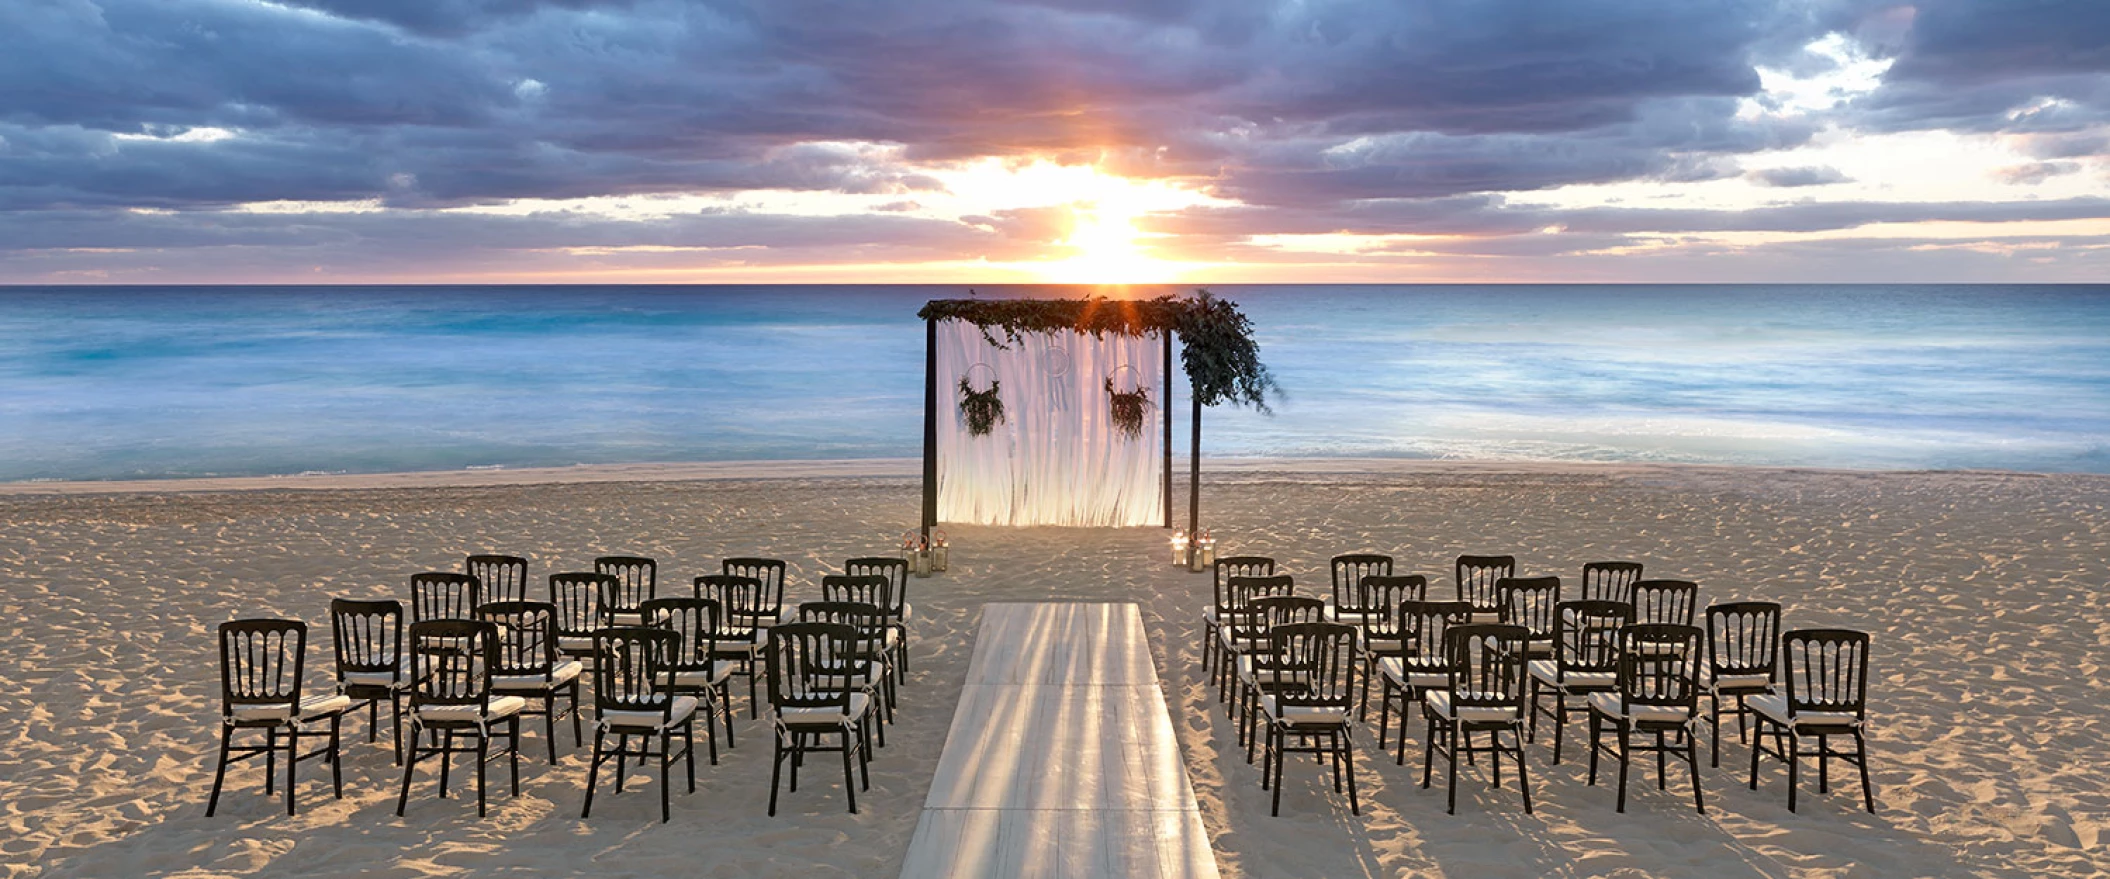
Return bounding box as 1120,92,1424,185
2,460,2105,878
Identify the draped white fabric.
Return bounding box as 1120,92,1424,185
936,323,1166,527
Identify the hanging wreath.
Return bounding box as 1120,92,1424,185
1105,366,1152,440
957,363,1005,436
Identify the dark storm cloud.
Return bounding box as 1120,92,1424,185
0,0,2105,279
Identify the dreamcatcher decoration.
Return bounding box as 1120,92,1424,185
957,362,1005,437
1044,344,1072,414
1104,364,1152,441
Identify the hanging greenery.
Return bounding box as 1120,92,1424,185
958,376,1005,436
919,290,1277,414
1105,377,1151,439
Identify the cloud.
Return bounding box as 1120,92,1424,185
1749,165,1852,187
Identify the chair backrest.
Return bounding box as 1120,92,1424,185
465,554,530,604
695,574,765,633
796,600,889,660
1454,555,1516,613
1631,579,1698,626
1223,575,1294,635
1443,623,1530,715
592,626,680,722
820,574,890,609
329,598,402,685
766,621,858,713
594,556,658,612
1241,595,1326,639
1553,599,1631,677
1357,575,1428,639
219,618,307,721
548,572,610,639
1264,622,1358,710
475,600,557,678
844,557,908,616
1497,575,1561,640
411,571,481,623
723,558,786,621
1399,599,1474,660
1781,628,1870,719
1616,623,1703,715
1706,601,1783,679
639,597,723,673
1580,561,1643,604
1212,556,1277,612
407,619,497,711
1329,554,1394,610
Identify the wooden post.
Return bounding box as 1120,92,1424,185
922,316,939,544
1162,330,1173,529
1188,386,1201,567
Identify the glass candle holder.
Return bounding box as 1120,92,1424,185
1170,531,1189,567
932,533,949,572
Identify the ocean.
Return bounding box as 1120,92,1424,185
3,284,2106,482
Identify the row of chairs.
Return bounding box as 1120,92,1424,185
1203,553,1875,816
207,555,919,820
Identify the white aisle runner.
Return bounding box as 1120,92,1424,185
899,602,1220,879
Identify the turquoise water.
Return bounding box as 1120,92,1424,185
3,284,2106,481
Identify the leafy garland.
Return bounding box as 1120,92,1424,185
1105,377,1151,439
958,377,1005,436
919,290,1277,414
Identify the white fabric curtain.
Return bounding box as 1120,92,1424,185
936,322,1166,527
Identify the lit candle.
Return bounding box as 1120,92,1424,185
1198,531,1217,569
1171,530,1189,567
932,530,949,572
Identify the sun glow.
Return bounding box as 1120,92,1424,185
932,159,1225,283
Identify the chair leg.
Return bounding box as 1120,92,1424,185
1616,724,1631,813
722,680,737,746
475,728,490,817
330,715,345,800
1657,730,1669,790
1786,729,1800,812
581,727,604,818
1268,725,1284,818
438,729,454,798
205,725,233,817
1690,730,1706,814
685,723,698,793
1552,691,1568,764
767,731,785,817
1343,727,1360,815
264,727,277,795
1709,691,1723,768
659,729,672,823
284,726,299,816
1587,710,1601,786
395,725,419,817
1515,729,1533,814
1445,723,1459,815
1855,731,1876,813
842,727,859,814
390,692,405,766
509,716,522,797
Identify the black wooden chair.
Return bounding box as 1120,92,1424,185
1203,555,1276,689
581,626,699,823
1351,574,1427,720
411,571,481,624
697,573,767,718
1632,579,1699,627
1498,575,1561,659
549,572,609,668
329,598,411,764
640,596,733,758
796,600,896,739
765,621,874,816
395,619,523,817
723,557,788,633
206,619,350,816
594,555,658,627
1234,594,1327,757
1374,599,1472,765
476,600,582,763
1421,623,1533,814
1527,599,1631,764
1749,628,1875,812
1214,574,1295,707
1327,553,1393,625
1587,623,1706,813
1453,555,1516,623
1704,601,1782,767
465,554,530,604
1254,621,1361,817
846,557,912,678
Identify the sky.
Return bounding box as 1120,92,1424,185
2,0,2108,285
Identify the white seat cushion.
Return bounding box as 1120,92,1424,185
557,635,595,653
341,670,412,690
230,693,353,723
1424,690,1520,724
1527,659,1616,690
1704,670,1774,692
664,661,737,689
777,692,871,728
900,602,914,621
606,611,648,627
492,659,584,691
1749,693,1861,729
1376,656,1449,688
1588,692,1693,725
600,695,699,730
1466,611,1501,625
1361,637,1403,655
1324,606,1380,625
417,695,528,725
1261,694,1349,726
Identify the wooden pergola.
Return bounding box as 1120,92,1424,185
914,292,1274,562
